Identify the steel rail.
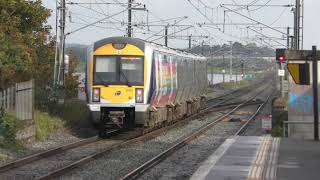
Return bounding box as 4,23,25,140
12,77,272,179
207,75,270,106
0,129,120,173
0,90,255,178
34,86,268,180
34,101,249,180
119,85,271,180
234,91,274,136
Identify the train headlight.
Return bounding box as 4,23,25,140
135,88,144,103
92,88,100,102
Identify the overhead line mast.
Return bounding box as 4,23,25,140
128,0,132,37
54,0,66,87
127,0,147,37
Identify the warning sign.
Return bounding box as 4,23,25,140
287,63,310,85
278,69,285,76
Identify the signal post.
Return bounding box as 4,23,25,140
276,49,287,97
281,47,320,140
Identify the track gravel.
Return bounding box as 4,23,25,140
0,138,121,180
59,75,274,180
0,130,82,166
138,121,242,180
58,112,225,180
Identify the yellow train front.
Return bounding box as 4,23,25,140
86,37,207,137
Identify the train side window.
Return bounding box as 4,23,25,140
150,52,156,100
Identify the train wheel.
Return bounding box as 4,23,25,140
98,129,107,138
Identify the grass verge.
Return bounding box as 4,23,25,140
34,111,65,141
222,80,252,90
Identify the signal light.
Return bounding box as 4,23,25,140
278,56,285,61
276,48,286,63
92,88,100,102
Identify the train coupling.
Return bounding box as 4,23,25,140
108,111,125,128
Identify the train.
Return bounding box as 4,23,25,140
86,37,207,136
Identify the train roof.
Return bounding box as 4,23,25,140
93,36,206,60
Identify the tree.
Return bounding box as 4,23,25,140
0,0,52,89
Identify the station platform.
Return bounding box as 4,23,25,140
190,136,320,180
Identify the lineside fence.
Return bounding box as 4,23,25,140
0,79,34,121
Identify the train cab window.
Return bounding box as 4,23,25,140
94,56,117,84
120,56,144,85
93,55,144,86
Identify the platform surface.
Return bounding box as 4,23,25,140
277,138,320,180
191,136,320,180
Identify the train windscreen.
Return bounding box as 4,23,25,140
93,56,144,86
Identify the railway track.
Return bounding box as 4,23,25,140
119,86,274,180
0,76,274,179
207,74,272,107
0,132,107,173
0,129,141,179
0,102,253,180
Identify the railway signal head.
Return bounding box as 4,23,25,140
276,48,286,63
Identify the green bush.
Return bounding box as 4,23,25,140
271,110,288,137
0,109,22,149
271,126,283,137
52,100,90,127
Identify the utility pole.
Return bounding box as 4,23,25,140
127,0,132,37
287,27,290,49
223,55,225,83
53,0,59,87
235,56,238,83
229,41,233,82
241,61,244,78
201,40,204,55
294,0,301,50
211,54,213,86
57,0,66,86
189,35,192,49
127,1,147,38
223,10,226,33
290,36,294,49
164,26,168,47
301,0,304,49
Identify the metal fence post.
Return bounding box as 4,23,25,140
0,90,2,109
31,79,35,121
4,89,7,109
283,122,286,137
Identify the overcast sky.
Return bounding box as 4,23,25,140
43,0,320,49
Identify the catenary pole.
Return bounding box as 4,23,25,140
128,0,132,37
312,46,319,141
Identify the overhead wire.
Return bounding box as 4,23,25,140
63,0,287,49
